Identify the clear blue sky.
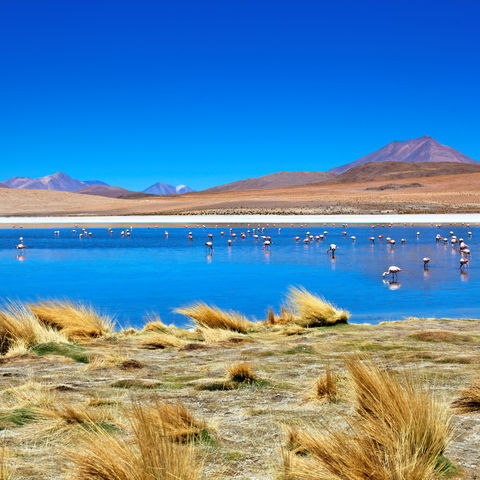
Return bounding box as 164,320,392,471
1,0,479,191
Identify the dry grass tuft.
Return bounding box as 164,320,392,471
140,332,185,349
141,402,213,444
29,300,113,340
0,301,68,356
285,357,452,480
226,362,257,383
175,302,252,333
197,326,249,344
282,425,309,456
40,402,112,429
67,400,200,480
451,378,480,413
264,306,297,326
285,287,350,327
314,367,337,402
142,317,172,333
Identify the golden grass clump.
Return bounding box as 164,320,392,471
141,402,212,444
314,366,337,402
226,362,257,383
451,377,480,413
285,287,350,327
285,357,452,480
197,326,244,344
0,301,68,356
175,302,252,333
29,300,113,340
264,306,297,326
140,332,185,349
67,400,200,480
40,402,111,428
142,315,196,339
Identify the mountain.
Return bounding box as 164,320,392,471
317,161,480,185
82,180,110,187
2,176,34,188
175,184,194,194
143,183,194,195
329,136,478,174
203,171,335,193
1,172,110,192
76,185,140,198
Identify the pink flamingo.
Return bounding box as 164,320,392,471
423,257,430,268
382,266,401,281
15,237,25,250
460,258,469,271
327,243,337,258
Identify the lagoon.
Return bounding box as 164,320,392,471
0,226,477,327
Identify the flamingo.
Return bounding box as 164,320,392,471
15,237,25,250
327,243,337,258
423,257,430,268
382,266,401,280
205,240,214,253
263,238,271,250
369,237,375,243
460,258,469,271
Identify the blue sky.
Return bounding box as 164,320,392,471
1,0,479,191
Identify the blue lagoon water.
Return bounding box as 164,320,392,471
0,226,477,328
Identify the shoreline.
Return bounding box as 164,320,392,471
1,212,480,228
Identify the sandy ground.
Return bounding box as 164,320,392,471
1,317,479,479
0,171,480,218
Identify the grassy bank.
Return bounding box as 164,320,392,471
0,294,479,479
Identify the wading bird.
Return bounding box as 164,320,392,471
460,258,469,270
327,243,337,258
423,257,430,268
382,265,401,281
15,237,25,250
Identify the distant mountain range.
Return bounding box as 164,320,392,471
143,183,193,195
1,136,477,197
0,172,194,198
1,172,107,192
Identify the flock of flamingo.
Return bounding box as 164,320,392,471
13,224,473,282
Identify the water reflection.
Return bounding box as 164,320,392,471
383,280,402,290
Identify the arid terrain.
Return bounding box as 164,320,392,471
1,312,480,479
1,171,480,217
